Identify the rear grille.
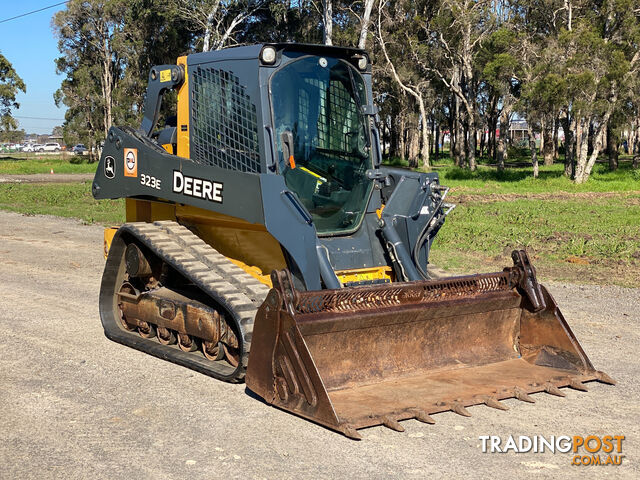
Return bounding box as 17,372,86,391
191,66,261,173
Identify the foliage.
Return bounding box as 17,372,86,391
51,0,640,184
0,52,26,133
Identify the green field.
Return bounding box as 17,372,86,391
430,193,640,287
0,182,124,225
0,155,638,286
0,154,98,174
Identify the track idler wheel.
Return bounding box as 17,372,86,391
177,333,198,352
223,344,240,368
202,340,225,361
138,322,156,339
117,282,138,332
157,327,176,345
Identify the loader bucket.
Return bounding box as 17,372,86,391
245,251,614,439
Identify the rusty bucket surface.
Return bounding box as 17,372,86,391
245,251,614,439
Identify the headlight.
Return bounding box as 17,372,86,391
261,46,277,65
357,56,368,71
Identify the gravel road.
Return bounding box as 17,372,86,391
0,211,638,479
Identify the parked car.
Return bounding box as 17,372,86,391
22,144,35,152
72,144,88,154
41,143,62,152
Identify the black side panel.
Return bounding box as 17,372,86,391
93,126,265,225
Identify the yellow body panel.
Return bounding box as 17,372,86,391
103,226,119,259
175,204,286,286
176,56,190,159
335,266,393,285
121,199,283,288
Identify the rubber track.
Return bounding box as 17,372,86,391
121,221,270,380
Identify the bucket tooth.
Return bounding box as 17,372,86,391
412,409,436,424
569,380,588,392
339,424,362,440
382,416,405,432
544,383,566,397
452,403,471,417
514,387,535,403
484,396,509,411
596,371,616,385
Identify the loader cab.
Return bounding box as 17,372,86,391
139,44,377,239
268,52,374,235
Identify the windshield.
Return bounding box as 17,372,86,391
270,56,373,235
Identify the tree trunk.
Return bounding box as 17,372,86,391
496,105,510,171
322,0,333,45
417,97,430,169
408,121,420,168
553,114,560,162
202,2,221,52
399,115,406,160
435,123,440,160
562,114,574,177
543,116,554,165
575,88,618,183
463,122,470,168
488,110,496,160
466,111,477,171
389,117,397,157
607,123,618,171
448,98,456,160
528,125,538,178
574,117,589,182
453,103,464,167
357,0,376,49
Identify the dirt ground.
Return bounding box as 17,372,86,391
0,211,638,479
0,173,95,183
451,190,640,204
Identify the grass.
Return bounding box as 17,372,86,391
429,193,640,287
0,155,98,174
0,182,124,225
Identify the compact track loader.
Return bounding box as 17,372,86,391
94,43,613,439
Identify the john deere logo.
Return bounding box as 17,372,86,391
104,156,115,179
123,148,137,177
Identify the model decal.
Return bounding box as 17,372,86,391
173,170,223,203
140,173,161,190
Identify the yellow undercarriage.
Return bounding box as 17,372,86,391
103,199,392,288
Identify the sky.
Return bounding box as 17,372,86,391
0,1,69,135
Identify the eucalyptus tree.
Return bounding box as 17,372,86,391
0,52,26,133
